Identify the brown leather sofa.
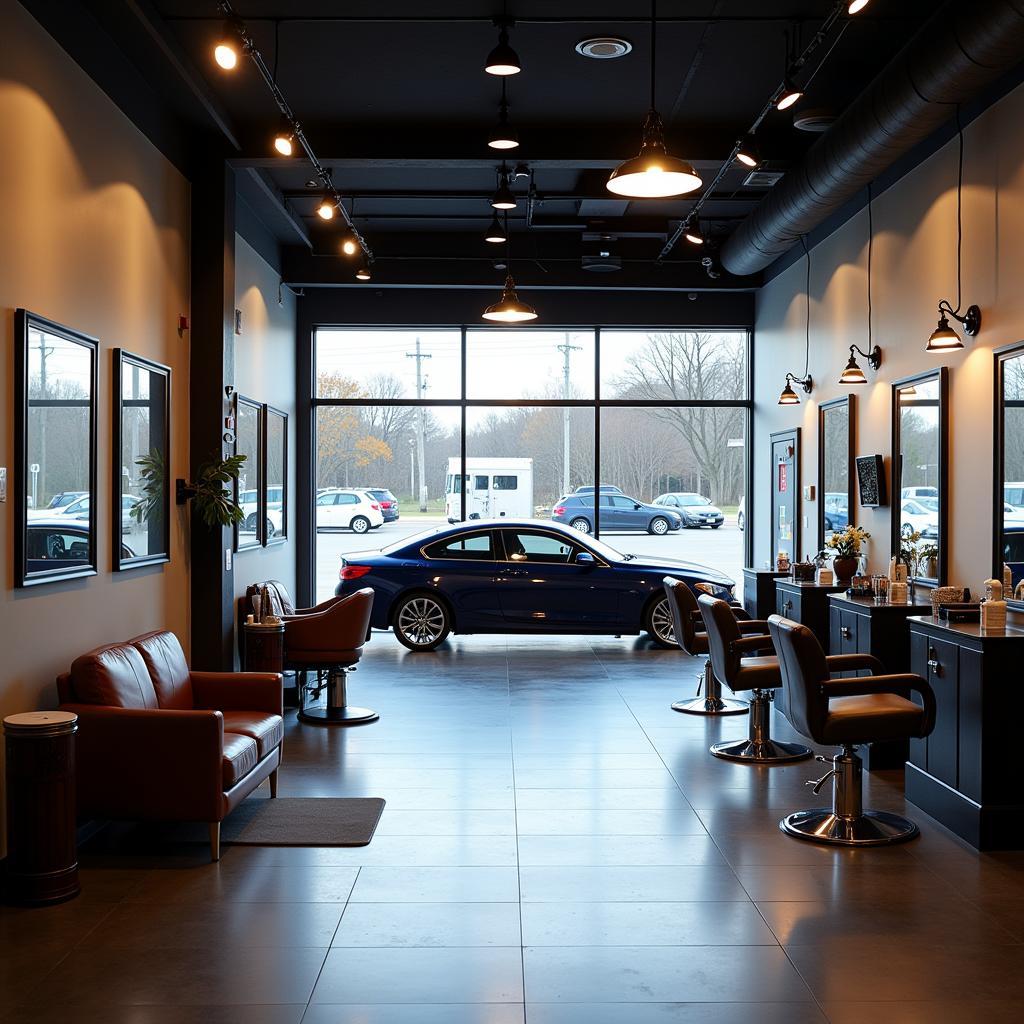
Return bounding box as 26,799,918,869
57,629,284,860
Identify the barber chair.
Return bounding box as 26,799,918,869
663,577,749,716
768,615,936,845
698,594,813,763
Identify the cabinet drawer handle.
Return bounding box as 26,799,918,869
927,647,942,676
840,626,851,639
783,600,793,614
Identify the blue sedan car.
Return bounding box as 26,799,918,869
550,493,683,535
335,518,734,651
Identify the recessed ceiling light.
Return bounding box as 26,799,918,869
575,37,632,60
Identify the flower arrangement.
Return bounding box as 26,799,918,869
826,524,871,559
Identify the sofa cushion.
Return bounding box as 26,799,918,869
221,712,284,759
222,733,259,789
131,630,193,710
70,644,158,709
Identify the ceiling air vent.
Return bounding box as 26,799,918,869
742,169,786,189
792,108,836,133
582,254,622,272
575,37,633,59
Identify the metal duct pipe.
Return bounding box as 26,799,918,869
721,0,1024,277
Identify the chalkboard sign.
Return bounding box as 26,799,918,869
856,454,887,507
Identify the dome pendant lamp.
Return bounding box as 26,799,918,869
839,183,883,385
487,80,519,150
607,0,701,199
483,215,537,323
484,213,508,244
485,5,521,77
926,107,981,352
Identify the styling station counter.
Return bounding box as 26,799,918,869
774,580,847,653
742,568,790,620
906,615,1024,849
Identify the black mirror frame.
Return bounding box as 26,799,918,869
14,310,99,588
770,427,801,565
112,349,171,571
993,340,1024,609
234,394,264,552
263,405,288,546
818,395,855,552
891,367,948,587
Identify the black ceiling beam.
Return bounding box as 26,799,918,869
244,168,313,249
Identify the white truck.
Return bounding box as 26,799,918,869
445,457,534,522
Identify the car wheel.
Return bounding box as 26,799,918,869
244,512,258,533
644,595,676,648
265,518,275,538
649,516,670,536
350,516,370,534
393,593,451,651
569,517,592,534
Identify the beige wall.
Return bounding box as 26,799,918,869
232,235,297,610
754,79,1024,593
0,2,191,848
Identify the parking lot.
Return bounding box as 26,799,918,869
315,516,745,603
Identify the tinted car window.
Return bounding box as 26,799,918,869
27,527,90,562
1004,532,1024,562
503,531,577,563
611,495,636,509
425,532,494,560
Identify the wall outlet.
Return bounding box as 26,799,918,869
225,548,233,571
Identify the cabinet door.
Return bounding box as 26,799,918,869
908,631,930,768
924,637,960,788
829,606,843,659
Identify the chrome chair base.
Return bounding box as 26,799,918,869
672,662,748,716
298,668,378,727
780,808,920,846
711,738,812,763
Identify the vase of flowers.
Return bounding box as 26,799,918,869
826,525,871,583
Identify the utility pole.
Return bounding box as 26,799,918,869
557,335,582,496
408,437,416,501
406,338,432,511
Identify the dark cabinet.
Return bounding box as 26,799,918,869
774,581,846,652
906,616,1024,849
743,569,789,620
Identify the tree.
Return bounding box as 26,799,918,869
315,371,393,487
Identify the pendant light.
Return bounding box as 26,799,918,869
355,260,371,282
487,81,519,150
606,0,702,199
778,237,813,405
484,213,507,244
482,215,537,322
491,165,517,210
840,183,882,385
927,106,981,352
735,134,760,169
684,222,705,246
485,6,521,77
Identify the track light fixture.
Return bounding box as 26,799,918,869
214,19,242,69
273,120,295,156
607,0,702,198
927,107,981,352
848,1,871,13
838,344,882,385
487,81,519,150
735,134,760,169
340,229,360,256
355,261,372,282
778,373,813,405
485,18,521,76
484,213,508,244
777,78,803,111
316,197,336,220
684,223,705,246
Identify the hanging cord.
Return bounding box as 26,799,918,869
650,0,657,109
867,182,873,349
802,234,811,377
954,103,964,315
272,19,280,83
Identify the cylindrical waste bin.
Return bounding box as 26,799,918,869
4,711,80,905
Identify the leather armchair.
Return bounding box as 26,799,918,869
57,630,283,861
768,614,936,846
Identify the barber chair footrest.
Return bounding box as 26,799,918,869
710,738,812,763
780,808,920,846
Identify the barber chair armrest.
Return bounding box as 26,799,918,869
825,653,886,675
731,633,774,653
730,604,752,621
737,619,772,635
191,671,284,716
822,673,936,731
288,595,344,616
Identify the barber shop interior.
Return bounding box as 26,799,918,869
3,1,1024,1020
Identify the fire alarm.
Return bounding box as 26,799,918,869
177,314,190,332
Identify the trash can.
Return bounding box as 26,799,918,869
4,711,80,905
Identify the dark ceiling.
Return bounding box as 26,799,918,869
144,1,937,287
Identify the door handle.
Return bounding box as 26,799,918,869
840,626,851,640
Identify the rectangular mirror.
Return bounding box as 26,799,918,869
892,369,948,585
15,310,98,587
819,395,854,551
235,395,263,551
995,342,1024,605
265,406,287,544
770,428,800,566
113,350,170,570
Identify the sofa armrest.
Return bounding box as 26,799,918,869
61,705,225,821
190,672,284,716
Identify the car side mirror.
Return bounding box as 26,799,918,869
575,551,595,567
634,502,642,509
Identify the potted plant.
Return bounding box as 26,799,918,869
918,542,939,579
825,525,871,583
175,453,247,528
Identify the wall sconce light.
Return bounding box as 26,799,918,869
926,302,980,352
778,373,813,405
838,344,882,385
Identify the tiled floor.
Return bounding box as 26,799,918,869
4,634,1024,1023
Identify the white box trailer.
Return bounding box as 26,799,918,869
445,457,534,522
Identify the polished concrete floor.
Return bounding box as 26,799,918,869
3,634,1024,1022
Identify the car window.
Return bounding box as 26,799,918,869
679,495,709,506
904,500,923,514
611,495,635,509
339,493,359,505
424,532,494,560
503,530,577,564
28,529,90,560
474,475,489,490
316,493,334,506
1004,532,1024,562
494,475,518,490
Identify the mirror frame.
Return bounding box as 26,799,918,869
770,427,801,565
263,405,288,546
993,340,1024,609
818,395,855,553
14,309,99,588
234,394,264,551
891,367,948,587
112,349,171,571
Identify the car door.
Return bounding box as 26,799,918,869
315,491,339,528
610,494,642,530
599,493,624,529
422,530,504,625
496,529,619,628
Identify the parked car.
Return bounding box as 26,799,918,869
573,484,623,495
822,492,850,532
653,492,725,529
335,518,735,650
737,496,745,531
551,493,682,535
1003,524,1024,591
28,492,90,522
902,486,939,501
315,488,385,534
366,488,400,522
44,490,88,511
26,519,134,575
1005,482,1024,508
1005,501,1024,525
900,498,938,539
239,486,283,539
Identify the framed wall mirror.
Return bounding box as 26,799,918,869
892,368,948,586
994,341,1024,606
264,406,288,544
234,395,263,551
819,395,855,552
770,427,800,566
15,310,98,587
113,350,171,570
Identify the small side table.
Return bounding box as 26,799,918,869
4,711,80,906
242,622,285,674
